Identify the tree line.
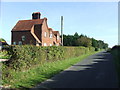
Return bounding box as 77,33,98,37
62,32,108,49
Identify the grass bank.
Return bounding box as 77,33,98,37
2,51,100,89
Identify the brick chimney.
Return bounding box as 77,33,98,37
32,12,41,19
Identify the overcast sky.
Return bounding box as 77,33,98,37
0,2,118,47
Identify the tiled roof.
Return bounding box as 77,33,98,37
52,31,59,35
12,19,44,31
48,28,52,30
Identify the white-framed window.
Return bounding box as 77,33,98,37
22,36,25,41
57,36,59,40
44,32,47,37
50,44,52,46
18,41,22,45
13,42,16,45
50,33,52,38
44,43,47,46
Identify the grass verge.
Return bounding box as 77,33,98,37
2,51,100,89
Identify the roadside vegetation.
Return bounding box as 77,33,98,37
110,45,120,86
0,38,6,42
0,50,11,59
2,49,99,89
2,45,96,88
0,38,10,59
63,32,108,50
1,34,108,89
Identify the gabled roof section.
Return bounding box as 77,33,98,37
12,19,44,31
48,28,52,31
52,31,59,35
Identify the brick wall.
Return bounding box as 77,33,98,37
41,19,53,46
11,31,36,45
34,24,42,42
11,19,61,46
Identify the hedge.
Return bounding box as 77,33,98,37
1,45,95,87
111,45,120,86
2,45,95,71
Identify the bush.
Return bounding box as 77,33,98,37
0,50,11,59
106,48,111,52
2,45,96,87
2,45,95,71
95,47,99,51
111,45,120,86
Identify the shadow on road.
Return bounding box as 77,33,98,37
34,51,118,88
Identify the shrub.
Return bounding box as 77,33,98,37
2,45,96,87
111,45,120,86
95,47,99,51
2,45,95,71
0,50,11,59
106,48,111,52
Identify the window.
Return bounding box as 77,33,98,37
50,33,52,38
57,36,59,40
13,42,16,45
18,41,22,45
44,43,47,46
44,32,47,37
50,34,52,38
22,36,25,41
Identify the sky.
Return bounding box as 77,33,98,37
0,2,118,48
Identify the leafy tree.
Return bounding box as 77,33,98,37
103,43,108,49
63,34,74,46
79,34,84,38
77,36,92,47
91,38,98,48
73,32,79,46
63,32,108,49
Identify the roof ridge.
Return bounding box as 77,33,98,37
19,19,44,22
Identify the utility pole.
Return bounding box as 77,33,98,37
61,16,63,46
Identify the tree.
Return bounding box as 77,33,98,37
73,32,79,46
63,34,74,46
79,34,84,38
91,38,98,48
77,37,92,47
103,43,108,49
62,32,108,48
97,40,104,49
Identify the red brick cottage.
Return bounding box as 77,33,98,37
11,12,61,46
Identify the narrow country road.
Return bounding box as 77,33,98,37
33,51,119,88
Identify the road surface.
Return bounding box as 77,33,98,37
33,51,119,88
